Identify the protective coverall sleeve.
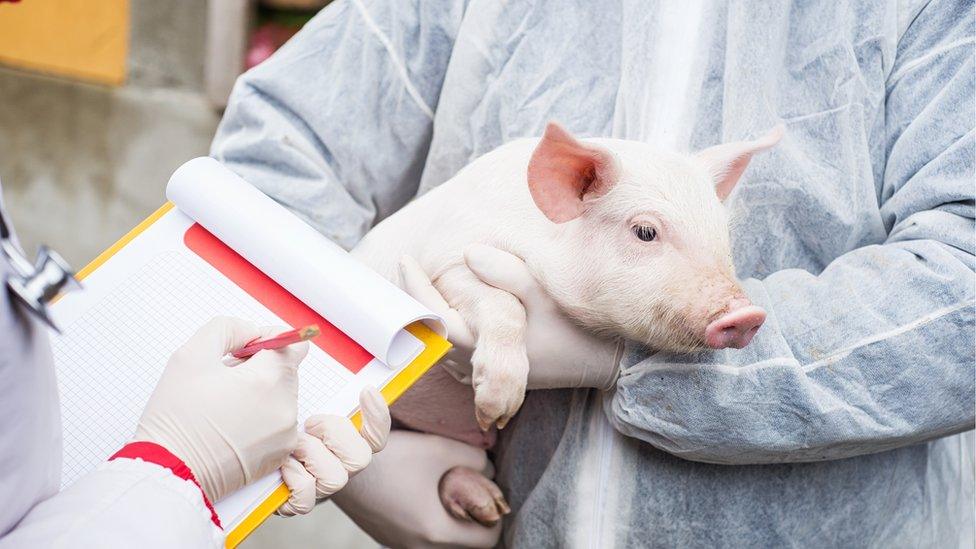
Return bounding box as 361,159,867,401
606,4,975,464
211,0,466,249
0,459,220,548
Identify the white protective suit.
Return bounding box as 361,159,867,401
0,193,221,548
211,0,976,546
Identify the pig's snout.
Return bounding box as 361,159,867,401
704,298,766,349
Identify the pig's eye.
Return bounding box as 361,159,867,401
632,225,657,242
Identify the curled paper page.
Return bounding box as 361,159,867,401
166,157,445,368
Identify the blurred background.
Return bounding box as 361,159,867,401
0,0,373,546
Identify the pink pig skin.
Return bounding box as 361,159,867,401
391,366,496,450
352,122,781,443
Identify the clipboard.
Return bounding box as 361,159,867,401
51,158,450,547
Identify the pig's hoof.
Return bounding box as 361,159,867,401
439,466,510,527
471,348,529,430
473,376,526,431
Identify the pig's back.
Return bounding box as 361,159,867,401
353,138,543,280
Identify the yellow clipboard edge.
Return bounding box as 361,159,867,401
224,321,451,548
75,202,175,281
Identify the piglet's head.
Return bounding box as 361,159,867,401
527,122,783,352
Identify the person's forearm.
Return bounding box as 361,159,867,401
1,458,220,549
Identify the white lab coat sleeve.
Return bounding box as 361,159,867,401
0,458,221,549
211,0,468,250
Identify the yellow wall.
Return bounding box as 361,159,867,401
0,0,129,86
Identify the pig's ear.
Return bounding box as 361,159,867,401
527,122,620,223
697,124,785,201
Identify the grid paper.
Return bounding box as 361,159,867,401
53,251,351,488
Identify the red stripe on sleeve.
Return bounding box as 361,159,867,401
109,441,222,529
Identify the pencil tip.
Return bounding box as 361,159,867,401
301,324,320,339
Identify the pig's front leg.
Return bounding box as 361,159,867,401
435,267,529,430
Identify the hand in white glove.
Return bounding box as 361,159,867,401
277,386,391,516
332,430,502,549
399,246,623,390
135,317,309,503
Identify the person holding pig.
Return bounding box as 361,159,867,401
211,0,974,547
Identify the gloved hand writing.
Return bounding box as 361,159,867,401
399,246,623,390
332,430,501,548
277,386,391,516
135,317,308,503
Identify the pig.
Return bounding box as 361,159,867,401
351,121,782,525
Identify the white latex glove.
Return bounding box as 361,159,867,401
135,317,309,503
332,430,501,549
277,386,391,516
399,247,623,390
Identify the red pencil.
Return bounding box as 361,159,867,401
231,324,320,359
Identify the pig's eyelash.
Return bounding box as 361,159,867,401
632,225,658,242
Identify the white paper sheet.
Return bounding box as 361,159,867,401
166,157,444,368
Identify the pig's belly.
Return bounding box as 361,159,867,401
391,366,496,449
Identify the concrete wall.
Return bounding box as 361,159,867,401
0,0,216,265
0,68,217,265
129,0,209,91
